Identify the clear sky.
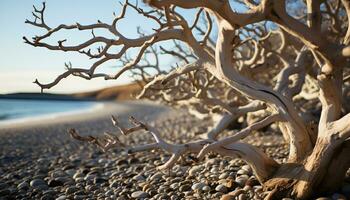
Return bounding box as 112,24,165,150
0,0,168,94
0,1,247,94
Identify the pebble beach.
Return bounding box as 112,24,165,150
0,101,349,200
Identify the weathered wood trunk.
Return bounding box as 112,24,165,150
264,137,350,199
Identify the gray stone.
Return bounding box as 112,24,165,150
18,181,29,190
84,174,95,181
150,172,163,181
133,174,146,182
131,191,149,198
51,171,66,178
243,185,252,191
74,195,86,200
93,177,107,184
215,184,228,193
73,173,84,180
235,175,249,187
48,179,63,187
43,190,58,196
202,185,211,192
105,189,113,196
30,179,47,187
241,165,252,174
65,169,76,177
192,182,206,191
41,194,54,200
210,167,219,174
179,184,191,192
219,172,229,179
170,182,180,189
65,186,78,194
237,169,249,175
55,195,67,200
189,165,203,176
171,194,180,200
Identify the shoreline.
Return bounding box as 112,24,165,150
0,102,105,129
0,100,169,130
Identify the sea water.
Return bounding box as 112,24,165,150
0,99,97,122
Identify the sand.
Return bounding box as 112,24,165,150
0,100,169,130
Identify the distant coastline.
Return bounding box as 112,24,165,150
0,93,95,101
0,81,142,101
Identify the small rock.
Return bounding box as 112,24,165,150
219,173,229,179
245,177,259,187
65,169,76,177
93,177,107,184
189,165,203,176
202,185,211,192
55,177,71,185
73,173,84,180
43,190,57,196
30,179,47,187
128,157,139,164
116,159,128,165
131,191,149,198
170,182,180,189
110,180,119,188
74,195,86,200
210,167,219,174
56,195,67,200
241,165,252,174
179,184,191,192
215,184,228,193
133,174,146,182
192,182,206,191
84,174,95,181
51,171,66,178
65,186,78,194
150,172,163,181
18,181,29,190
221,194,235,200
171,194,180,200
242,185,252,191
48,179,63,187
237,169,248,175
105,190,113,196
41,194,54,200
235,175,249,187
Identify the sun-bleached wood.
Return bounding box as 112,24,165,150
25,0,350,199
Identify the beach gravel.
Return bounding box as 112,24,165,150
0,101,349,200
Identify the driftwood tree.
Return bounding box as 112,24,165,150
24,0,350,199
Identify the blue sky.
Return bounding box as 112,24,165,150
0,1,247,94
0,0,171,94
